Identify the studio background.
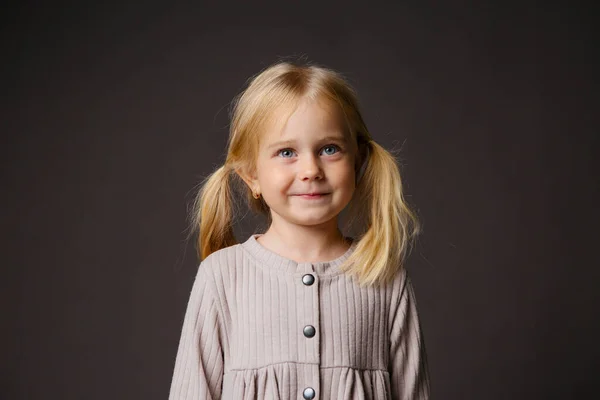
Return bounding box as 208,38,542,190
2,2,598,399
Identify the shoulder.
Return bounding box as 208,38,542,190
196,242,247,281
186,244,247,311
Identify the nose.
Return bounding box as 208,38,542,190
298,154,323,180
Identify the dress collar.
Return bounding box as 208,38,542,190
241,233,357,276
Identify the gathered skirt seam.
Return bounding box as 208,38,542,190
226,362,387,373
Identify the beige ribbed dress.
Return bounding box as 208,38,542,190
169,233,430,399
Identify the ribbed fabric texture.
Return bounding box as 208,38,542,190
169,233,430,399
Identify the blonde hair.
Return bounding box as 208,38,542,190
187,59,421,287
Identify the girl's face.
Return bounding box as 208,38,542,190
249,97,357,230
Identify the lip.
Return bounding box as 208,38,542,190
294,193,330,199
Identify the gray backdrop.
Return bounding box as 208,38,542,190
2,1,598,399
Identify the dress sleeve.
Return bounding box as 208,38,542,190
388,269,431,399
169,265,224,400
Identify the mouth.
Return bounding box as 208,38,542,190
294,193,330,199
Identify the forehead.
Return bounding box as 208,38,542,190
262,97,347,143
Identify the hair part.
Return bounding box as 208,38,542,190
187,58,421,287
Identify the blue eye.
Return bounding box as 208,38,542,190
278,149,294,158
321,145,340,155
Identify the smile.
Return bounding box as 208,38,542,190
294,193,330,199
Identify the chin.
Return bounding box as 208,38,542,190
290,213,338,227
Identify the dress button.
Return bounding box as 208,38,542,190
302,274,315,286
303,387,316,399
303,325,316,338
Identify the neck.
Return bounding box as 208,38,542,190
257,216,350,263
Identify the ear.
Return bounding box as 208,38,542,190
235,166,260,193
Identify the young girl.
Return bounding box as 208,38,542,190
169,60,430,399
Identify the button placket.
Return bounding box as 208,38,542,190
302,273,316,339
299,269,319,345
296,264,321,399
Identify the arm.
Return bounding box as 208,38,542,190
389,270,430,399
169,266,224,400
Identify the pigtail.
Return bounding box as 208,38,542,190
342,140,421,286
189,164,238,260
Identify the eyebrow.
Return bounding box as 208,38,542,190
266,136,347,150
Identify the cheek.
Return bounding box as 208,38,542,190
331,161,355,186
258,166,293,191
